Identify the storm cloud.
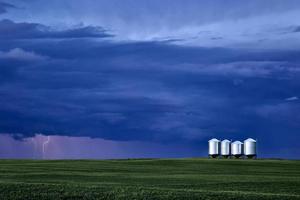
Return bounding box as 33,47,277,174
1,37,300,146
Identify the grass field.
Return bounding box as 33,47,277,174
0,158,299,200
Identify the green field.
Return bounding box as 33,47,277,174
0,159,299,200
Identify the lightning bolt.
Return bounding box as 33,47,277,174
30,137,37,159
42,136,51,159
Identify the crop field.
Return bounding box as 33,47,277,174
0,158,299,200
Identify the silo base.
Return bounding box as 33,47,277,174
246,155,257,159
233,155,242,159
209,155,219,158
222,155,230,159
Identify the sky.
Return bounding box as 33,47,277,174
0,0,300,159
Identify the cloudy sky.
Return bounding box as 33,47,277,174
0,0,299,159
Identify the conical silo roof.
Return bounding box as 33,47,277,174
244,138,256,142
209,138,220,142
221,139,230,143
232,141,243,144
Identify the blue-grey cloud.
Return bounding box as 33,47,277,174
285,96,298,101
0,48,47,61
7,0,300,49
291,26,300,33
0,2,15,14
0,19,113,40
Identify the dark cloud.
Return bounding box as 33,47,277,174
0,36,299,150
277,25,300,34
0,2,15,14
0,19,113,40
0,12,299,159
292,26,300,33
0,48,47,84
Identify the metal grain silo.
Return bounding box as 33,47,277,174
231,141,243,158
208,138,220,158
244,138,257,158
221,139,231,158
